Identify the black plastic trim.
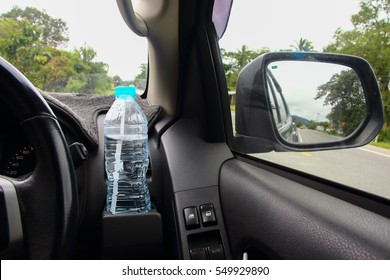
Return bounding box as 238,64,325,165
220,159,390,259
173,186,231,260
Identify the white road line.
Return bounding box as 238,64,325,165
297,129,303,143
358,147,390,158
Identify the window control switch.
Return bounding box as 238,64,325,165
207,244,225,260
184,207,200,230
190,248,207,260
200,203,217,226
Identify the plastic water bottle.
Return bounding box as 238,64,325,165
105,86,151,214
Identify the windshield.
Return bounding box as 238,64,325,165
0,0,148,94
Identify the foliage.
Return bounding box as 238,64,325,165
318,121,330,131
371,140,390,149
377,125,390,142
315,69,366,136
132,64,147,90
324,0,390,139
220,41,315,91
0,17,48,86
221,45,270,90
294,121,302,128
64,73,112,94
113,75,123,87
0,6,114,94
307,121,317,130
2,6,68,48
290,38,315,52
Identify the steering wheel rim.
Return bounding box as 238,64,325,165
0,57,78,259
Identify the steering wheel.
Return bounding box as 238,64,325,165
0,57,78,259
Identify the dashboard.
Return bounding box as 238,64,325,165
0,88,162,258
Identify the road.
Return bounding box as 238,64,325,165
254,143,390,200
231,116,390,199
298,128,341,143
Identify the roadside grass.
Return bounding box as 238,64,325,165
371,142,390,150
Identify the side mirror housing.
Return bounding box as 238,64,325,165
234,52,384,153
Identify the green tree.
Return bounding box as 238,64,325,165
0,7,71,89
62,46,113,94
113,75,123,87
324,0,390,139
318,121,330,131
294,121,302,128
307,120,317,130
2,6,68,47
0,6,113,94
0,17,50,86
221,45,270,90
290,38,315,51
42,49,81,92
315,69,366,136
132,63,147,89
65,73,112,94
112,75,132,87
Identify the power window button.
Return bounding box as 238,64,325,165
207,244,225,260
190,248,207,260
184,207,200,230
200,204,217,226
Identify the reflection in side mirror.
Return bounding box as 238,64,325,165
234,52,383,153
266,61,366,144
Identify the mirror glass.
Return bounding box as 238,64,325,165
266,61,367,144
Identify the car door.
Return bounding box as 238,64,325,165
160,0,390,260
219,158,390,259
213,1,390,259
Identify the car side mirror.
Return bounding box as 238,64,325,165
234,52,384,153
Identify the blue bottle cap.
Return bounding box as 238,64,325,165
114,86,136,98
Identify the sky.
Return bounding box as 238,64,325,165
268,61,355,122
220,0,360,51
0,0,360,80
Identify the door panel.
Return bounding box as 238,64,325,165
219,159,390,259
